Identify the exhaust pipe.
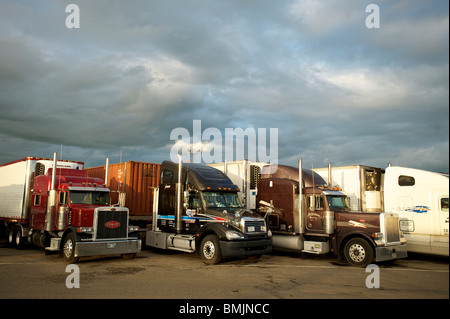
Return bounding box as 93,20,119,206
118,162,127,207
176,155,182,233
45,152,58,231
328,162,332,187
298,158,304,234
242,159,247,208
51,152,57,190
105,158,110,187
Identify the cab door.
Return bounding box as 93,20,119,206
30,192,46,229
306,194,326,233
431,196,449,255
157,168,176,231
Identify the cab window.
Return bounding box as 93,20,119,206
59,192,67,205
398,175,415,186
34,195,41,206
441,197,449,212
308,195,324,210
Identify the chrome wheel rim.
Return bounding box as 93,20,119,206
64,239,74,259
349,243,366,263
203,241,215,259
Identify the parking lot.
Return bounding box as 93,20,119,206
0,238,448,301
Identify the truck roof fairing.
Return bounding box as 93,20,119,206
161,161,239,192
260,164,327,188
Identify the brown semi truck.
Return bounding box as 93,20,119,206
257,159,407,267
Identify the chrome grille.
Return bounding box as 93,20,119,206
94,208,128,240
385,215,400,243
242,218,266,234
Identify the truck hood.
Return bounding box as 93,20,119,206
70,206,96,227
335,211,380,230
70,205,110,227
204,207,263,228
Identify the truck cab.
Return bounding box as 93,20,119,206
313,164,449,256
27,160,141,263
257,162,407,267
147,160,272,264
383,166,449,256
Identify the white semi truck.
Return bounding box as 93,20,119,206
313,165,449,256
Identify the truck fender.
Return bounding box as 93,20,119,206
338,232,376,259
195,223,230,253
60,227,80,248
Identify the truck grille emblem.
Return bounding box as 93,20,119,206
105,221,120,229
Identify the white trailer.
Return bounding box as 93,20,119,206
207,160,267,210
0,157,83,223
313,165,449,256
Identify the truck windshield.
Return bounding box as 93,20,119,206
70,191,110,206
326,195,350,211
202,191,242,208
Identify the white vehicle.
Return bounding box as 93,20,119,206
313,165,449,256
207,160,267,210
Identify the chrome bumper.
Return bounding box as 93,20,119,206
75,239,141,258
375,244,407,262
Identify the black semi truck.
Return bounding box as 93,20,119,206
145,159,272,264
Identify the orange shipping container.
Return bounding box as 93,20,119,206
86,161,161,222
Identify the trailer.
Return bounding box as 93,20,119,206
313,164,449,256
207,160,267,210
86,161,160,227
0,154,141,262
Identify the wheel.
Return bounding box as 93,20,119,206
62,232,79,263
343,237,374,267
200,235,222,265
15,227,26,248
8,228,16,246
121,253,137,259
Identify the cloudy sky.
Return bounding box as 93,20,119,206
0,0,448,172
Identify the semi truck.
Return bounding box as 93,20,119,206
255,159,407,267
145,158,272,264
313,164,449,256
0,154,141,263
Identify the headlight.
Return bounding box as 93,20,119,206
372,232,383,241
128,226,139,232
77,227,93,233
226,230,245,240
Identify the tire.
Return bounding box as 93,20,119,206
343,237,374,267
62,232,79,263
15,227,26,249
8,228,16,247
121,253,137,260
200,235,222,265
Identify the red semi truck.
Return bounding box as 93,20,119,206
0,154,141,263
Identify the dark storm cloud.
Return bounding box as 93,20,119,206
0,0,448,172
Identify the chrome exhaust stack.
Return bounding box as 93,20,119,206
298,158,305,234
176,155,183,234
45,152,58,231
